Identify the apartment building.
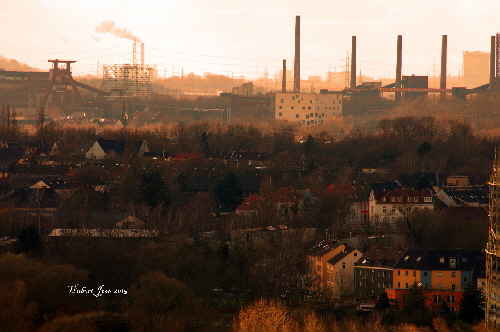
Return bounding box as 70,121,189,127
275,91,342,126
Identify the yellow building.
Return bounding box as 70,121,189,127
275,91,342,126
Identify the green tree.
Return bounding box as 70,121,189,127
15,224,44,257
138,169,170,209
402,282,428,326
212,172,243,210
459,283,484,325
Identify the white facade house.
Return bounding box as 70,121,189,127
275,92,342,125
368,189,434,226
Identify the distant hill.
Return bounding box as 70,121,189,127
0,56,40,72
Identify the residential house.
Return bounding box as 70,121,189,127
386,249,484,312
354,247,406,301
325,245,362,299
368,189,434,227
307,240,354,293
435,188,488,208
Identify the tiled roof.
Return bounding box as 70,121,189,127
307,240,340,256
327,246,356,266
236,195,262,211
355,247,407,268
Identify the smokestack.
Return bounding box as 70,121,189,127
395,35,402,102
351,36,356,89
282,59,286,93
491,35,496,90
141,43,145,69
294,16,300,93
440,35,447,100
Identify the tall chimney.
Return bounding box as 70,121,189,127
440,35,447,100
282,59,286,93
395,35,402,102
141,43,145,69
491,35,496,90
351,36,356,89
294,16,300,93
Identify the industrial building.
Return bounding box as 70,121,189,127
275,91,342,126
463,51,490,88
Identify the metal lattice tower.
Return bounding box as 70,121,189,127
486,150,500,328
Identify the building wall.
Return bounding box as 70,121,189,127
355,266,394,301
275,92,342,126
325,250,361,298
394,268,420,289
430,270,461,290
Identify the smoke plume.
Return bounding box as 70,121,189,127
95,20,142,42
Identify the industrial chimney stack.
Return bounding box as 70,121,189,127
282,59,287,93
491,35,496,89
294,16,300,93
395,35,402,102
440,35,447,100
141,43,145,69
351,36,356,89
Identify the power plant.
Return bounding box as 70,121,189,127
100,41,156,96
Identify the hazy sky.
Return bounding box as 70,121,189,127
1,0,499,80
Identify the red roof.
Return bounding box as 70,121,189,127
325,183,355,194
236,195,262,211
171,153,205,161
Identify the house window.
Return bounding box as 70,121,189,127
306,114,309,118
378,282,381,288
405,283,409,288
423,272,428,277
291,106,294,109
292,96,295,100
383,206,387,213
342,262,346,269
397,282,401,288
414,197,419,202
413,271,416,277
424,197,432,202
450,258,456,268
434,295,442,303
407,197,412,202
296,114,299,118
448,295,455,304
280,99,284,103
464,277,468,283
278,112,282,117
302,107,306,110
279,106,283,109
398,197,403,202
452,284,456,289
308,107,311,110
359,281,362,286
451,272,456,278
405,271,408,276
397,270,400,276
365,270,368,276
439,257,445,263
310,113,313,117
298,100,301,103
438,272,443,277
378,271,382,277
354,253,358,256
392,207,396,213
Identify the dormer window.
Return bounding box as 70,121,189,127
407,197,412,202
398,197,403,202
439,257,445,263
404,255,410,261
450,258,456,268
414,197,419,202
382,197,386,202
